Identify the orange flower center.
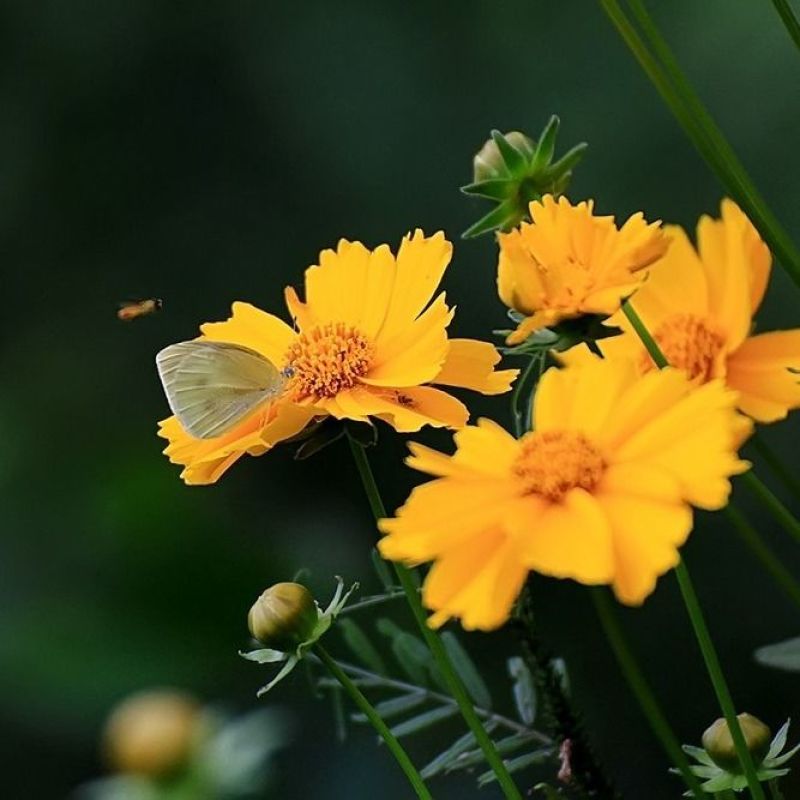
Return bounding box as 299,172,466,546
641,313,725,381
284,322,374,400
512,430,607,502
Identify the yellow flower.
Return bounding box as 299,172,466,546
159,231,518,484
497,195,668,344
563,200,800,423
378,357,749,630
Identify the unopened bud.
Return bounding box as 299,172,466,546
473,131,535,182
248,582,318,650
702,713,772,772
103,689,201,777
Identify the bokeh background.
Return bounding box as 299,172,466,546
2,1,799,797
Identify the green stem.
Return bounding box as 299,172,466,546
622,298,765,799
590,588,704,798
725,504,800,610
674,562,765,800
346,436,523,800
511,354,540,437
751,435,800,499
741,471,800,546
314,644,432,799
601,0,800,288
771,0,800,51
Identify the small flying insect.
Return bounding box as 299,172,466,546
156,340,289,439
117,298,163,321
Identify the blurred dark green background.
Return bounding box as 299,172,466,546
2,1,800,797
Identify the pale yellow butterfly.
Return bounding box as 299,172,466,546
156,341,288,439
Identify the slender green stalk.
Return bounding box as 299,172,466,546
741,471,800,546
601,0,800,288
751,435,800,499
314,644,433,799
346,436,523,800
674,562,766,800
511,354,540,437
623,298,765,799
590,588,704,797
725,505,800,610
771,0,800,51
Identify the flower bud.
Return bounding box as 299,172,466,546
103,689,201,777
702,713,772,772
473,131,535,182
248,582,318,650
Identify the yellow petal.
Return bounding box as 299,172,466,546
599,493,692,605
335,385,469,432
726,329,800,422
366,294,452,386
200,301,296,366
506,489,615,585
377,230,452,339
423,529,529,631
378,480,516,560
433,339,518,395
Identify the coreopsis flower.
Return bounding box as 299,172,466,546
158,231,517,484
379,357,750,630
563,200,800,422
497,195,669,344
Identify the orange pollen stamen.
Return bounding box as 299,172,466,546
641,313,725,382
284,322,374,400
512,430,606,501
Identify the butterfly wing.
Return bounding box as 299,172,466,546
156,341,286,439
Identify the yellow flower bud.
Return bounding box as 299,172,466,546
248,582,318,650
103,689,201,777
473,131,534,182
702,713,772,772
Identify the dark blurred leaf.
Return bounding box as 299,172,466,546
389,705,459,738
442,631,491,709
508,656,537,725
377,618,434,686
352,692,426,722
477,749,553,786
371,548,395,591
339,618,388,675
755,636,800,671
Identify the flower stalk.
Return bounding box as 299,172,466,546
740,472,800,548
314,643,433,800
623,298,766,800
600,0,800,290
347,435,524,800
590,587,705,797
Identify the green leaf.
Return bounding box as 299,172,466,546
460,178,516,200
491,129,528,175
330,685,347,742
377,618,434,686
389,705,459,738
462,198,520,238
550,657,570,695
352,692,427,723
420,728,482,779
338,618,388,675
239,648,287,664
370,548,395,591
477,748,553,786
530,115,560,173
682,744,715,766
447,732,545,771
544,141,588,179
534,784,562,799
767,719,790,760
755,636,800,671
508,656,537,725
442,631,491,709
